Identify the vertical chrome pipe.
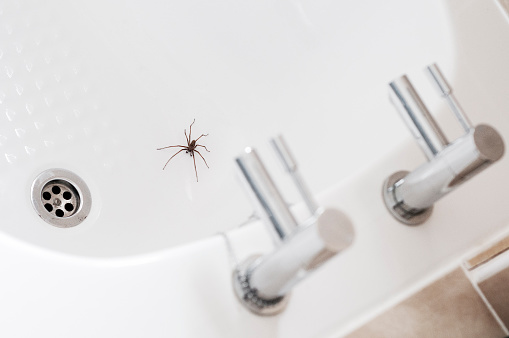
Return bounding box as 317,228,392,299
389,75,449,160
270,135,319,215
236,147,298,242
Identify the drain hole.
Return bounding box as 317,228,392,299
32,169,92,228
40,180,79,220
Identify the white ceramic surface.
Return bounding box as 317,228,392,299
0,0,453,256
1,0,509,337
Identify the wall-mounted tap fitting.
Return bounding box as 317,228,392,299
383,64,505,225
233,135,354,315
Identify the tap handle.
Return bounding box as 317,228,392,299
270,135,297,172
270,135,319,215
425,63,473,133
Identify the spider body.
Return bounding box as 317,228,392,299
157,119,210,182
187,140,196,152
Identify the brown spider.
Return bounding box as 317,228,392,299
157,119,210,182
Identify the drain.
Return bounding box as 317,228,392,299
31,169,92,228
41,180,79,218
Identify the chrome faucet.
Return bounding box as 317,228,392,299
233,135,354,315
383,64,505,225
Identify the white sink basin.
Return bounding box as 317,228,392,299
0,0,453,256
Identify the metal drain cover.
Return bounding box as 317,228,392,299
31,168,92,228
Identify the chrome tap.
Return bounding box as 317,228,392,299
383,64,505,225
233,135,354,315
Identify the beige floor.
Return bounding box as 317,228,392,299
346,268,506,338
479,267,509,330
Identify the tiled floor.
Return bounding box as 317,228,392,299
346,268,506,338
479,267,509,329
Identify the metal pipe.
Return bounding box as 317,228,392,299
246,208,354,299
389,75,449,160
384,125,504,223
236,147,298,243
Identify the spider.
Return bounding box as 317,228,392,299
157,119,210,182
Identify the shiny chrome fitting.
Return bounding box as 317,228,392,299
234,136,355,315
383,64,504,225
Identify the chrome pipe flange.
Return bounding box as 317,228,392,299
382,170,433,226
232,255,290,316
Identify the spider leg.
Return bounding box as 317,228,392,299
195,133,209,142
188,119,196,143
192,152,199,182
157,145,187,151
162,148,186,170
196,144,211,152
194,150,209,168
184,129,190,146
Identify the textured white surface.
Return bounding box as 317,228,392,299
0,0,453,255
